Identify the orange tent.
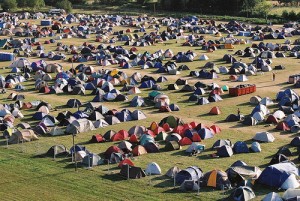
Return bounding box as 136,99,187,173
132,145,147,156
209,106,221,115
149,121,159,131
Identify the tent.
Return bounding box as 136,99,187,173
233,141,249,153
209,106,221,115
120,164,146,179
217,145,233,157
200,169,231,189
132,145,147,156
229,186,255,201
179,180,200,191
175,166,203,185
82,153,102,166
165,166,181,178
226,165,262,185
9,129,38,144
253,132,275,142
250,142,261,152
258,162,300,189
262,192,283,201
65,119,95,134
282,189,300,200
145,162,161,175
165,141,181,151
46,145,69,157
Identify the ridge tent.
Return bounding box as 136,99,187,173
9,129,38,144
49,126,65,136
166,166,181,178
120,164,146,179
82,153,102,167
253,132,275,142
46,145,69,157
65,119,95,134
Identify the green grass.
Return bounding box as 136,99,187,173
1,14,300,201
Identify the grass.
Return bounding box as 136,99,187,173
0,12,300,201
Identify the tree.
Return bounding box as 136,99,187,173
27,0,45,11
242,0,261,17
17,0,27,7
56,0,72,13
1,0,17,11
254,0,272,21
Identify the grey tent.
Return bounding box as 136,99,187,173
67,99,82,108
9,129,38,144
120,164,146,179
82,153,102,166
253,132,275,142
165,166,181,178
131,110,146,120
46,144,69,157
65,119,95,134
229,186,256,201
179,180,200,191
262,192,283,201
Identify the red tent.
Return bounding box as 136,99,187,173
189,122,198,129
118,158,134,168
162,123,172,132
129,134,139,143
179,137,192,146
276,122,290,131
210,125,221,134
192,133,201,142
209,106,221,115
104,146,121,159
266,115,278,124
90,134,104,143
173,125,184,136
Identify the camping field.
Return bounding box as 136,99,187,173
1,13,300,201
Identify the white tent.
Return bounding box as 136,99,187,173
199,54,209,60
253,132,275,142
262,192,282,201
237,74,248,82
252,111,265,122
282,189,300,200
273,110,285,119
93,119,109,128
49,126,65,136
9,58,31,68
145,162,162,175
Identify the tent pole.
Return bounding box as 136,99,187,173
127,165,130,180
173,173,176,188
54,145,56,160
72,134,77,171
6,138,8,149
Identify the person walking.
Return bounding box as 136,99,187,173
237,108,240,116
272,72,276,81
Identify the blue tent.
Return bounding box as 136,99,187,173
198,128,214,139
72,111,89,119
175,166,203,185
56,72,70,80
140,134,155,146
33,112,46,120
258,162,299,188
233,141,249,153
84,82,96,90
70,145,86,154
115,111,132,122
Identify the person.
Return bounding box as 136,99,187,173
272,72,276,81
237,108,240,116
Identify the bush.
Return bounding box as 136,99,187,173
2,0,17,11
56,0,72,13
289,10,297,21
282,10,289,19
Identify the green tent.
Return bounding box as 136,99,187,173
159,116,184,128
165,141,181,151
148,91,162,99
155,131,168,141
222,85,229,91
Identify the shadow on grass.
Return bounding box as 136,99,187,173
101,172,126,182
